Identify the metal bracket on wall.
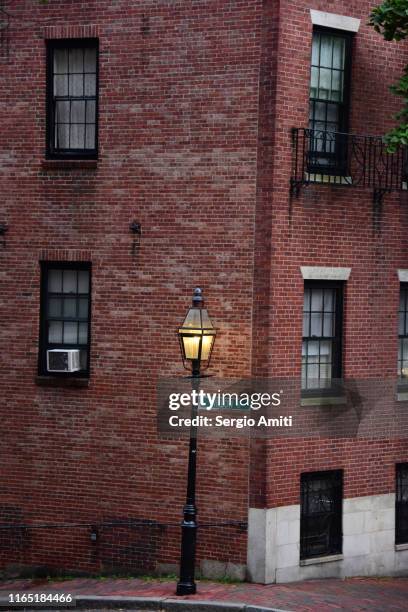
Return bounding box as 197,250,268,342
0,223,8,248
0,4,11,60
290,179,303,198
373,188,390,206
129,220,142,255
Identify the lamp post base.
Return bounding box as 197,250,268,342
176,581,197,596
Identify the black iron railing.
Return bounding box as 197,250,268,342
291,128,407,203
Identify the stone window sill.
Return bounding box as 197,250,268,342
300,553,343,566
41,159,98,171
397,390,408,402
301,395,347,407
35,376,89,388
395,543,408,551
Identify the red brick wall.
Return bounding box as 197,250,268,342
0,0,262,572
256,0,408,509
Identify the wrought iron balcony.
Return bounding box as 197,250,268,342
290,128,407,203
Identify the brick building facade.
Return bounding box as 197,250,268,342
0,0,407,583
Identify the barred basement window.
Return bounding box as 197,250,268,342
396,463,408,545
300,470,343,560
46,39,98,158
302,281,343,392
398,284,408,383
39,262,91,376
309,28,352,173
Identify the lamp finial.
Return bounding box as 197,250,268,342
192,287,203,306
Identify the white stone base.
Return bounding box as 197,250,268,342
247,494,408,583
199,559,246,581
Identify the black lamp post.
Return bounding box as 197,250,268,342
176,287,217,595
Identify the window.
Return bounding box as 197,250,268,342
39,263,91,376
46,39,98,158
302,281,343,392
396,463,408,544
308,28,352,173
300,470,343,560
398,284,408,383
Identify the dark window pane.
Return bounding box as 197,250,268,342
311,313,322,336
69,74,84,97
323,313,334,336
63,321,78,344
54,74,68,96
48,321,63,343
301,471,342,559
86,100,96,123
84,47,97,72
308,30,350,172
79,322,88,344
55,100,70,122
302,313,309,336
318,68,331,99
85,125,96,149
63,297,77,317
78,270,90,293
48,41,98,155
48,298,62,317
396,464,408,544
69,48,84,73
311,289,323,311
79,350,88,370
319,35,332,68
302,283,342,390
41,264,91,376
398,286,408,379
310,68,318,98
84,74,96,96
78,298,89,318
70,124,85,149
55,123,70,149
333,37,345,69
303,288,311,311
53,48,68,73
71,100,86,123
48,269,62,293
63,270,77,293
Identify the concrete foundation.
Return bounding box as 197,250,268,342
247,494,408,583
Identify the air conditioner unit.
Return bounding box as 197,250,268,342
47,349,80,373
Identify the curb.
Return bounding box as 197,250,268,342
0,595,292,612
76,597,291,611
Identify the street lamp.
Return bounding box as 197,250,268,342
176,287,217,595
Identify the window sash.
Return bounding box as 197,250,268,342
302,282,343,391
398,285,408,380
46,39,98,158
300,470,343,559
39,263,91,376
308,29,352,173
396,463,408,545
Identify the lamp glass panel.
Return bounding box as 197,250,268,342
179,304,216,363
181,332,215,361
200,309,215,330
181,307,202,329
201,334,215,360
182,334,201,360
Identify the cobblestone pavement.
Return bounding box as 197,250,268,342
0,576,408,611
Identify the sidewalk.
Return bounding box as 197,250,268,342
0,575,408,611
